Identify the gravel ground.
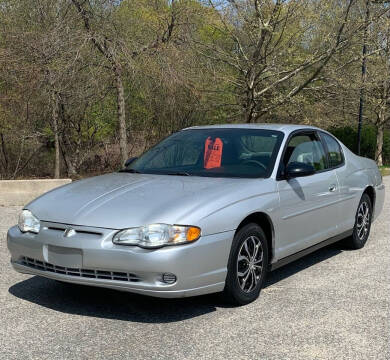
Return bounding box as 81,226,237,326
1,178,389,360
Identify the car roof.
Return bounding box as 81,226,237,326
183,123,322,134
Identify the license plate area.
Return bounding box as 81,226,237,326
47,245,82,268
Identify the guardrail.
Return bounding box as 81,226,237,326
0,179,72,206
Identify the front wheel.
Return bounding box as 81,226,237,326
345,193,372,249
223,223,268,306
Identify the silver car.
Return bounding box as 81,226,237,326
7,124,385,305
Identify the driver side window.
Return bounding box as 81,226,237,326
284,133,327,172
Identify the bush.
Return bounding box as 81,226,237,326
328,125,389,166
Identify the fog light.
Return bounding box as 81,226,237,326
162,273,177,284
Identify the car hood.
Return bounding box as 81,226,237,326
26,173,255,229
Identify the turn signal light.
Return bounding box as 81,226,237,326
187,226,201,242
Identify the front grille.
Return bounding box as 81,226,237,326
20,256,140,282
47,226,102,237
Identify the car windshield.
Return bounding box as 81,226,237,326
125,128,284,178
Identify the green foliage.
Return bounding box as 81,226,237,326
329,125,390,166
0,0,388,178
85,96,117,141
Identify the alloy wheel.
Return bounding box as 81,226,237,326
356,201,370,241
236,235,264,293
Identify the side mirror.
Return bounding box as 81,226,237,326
285,161,315,179
124,157,137,167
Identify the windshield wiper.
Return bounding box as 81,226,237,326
118,168,142,174
166,171,192,176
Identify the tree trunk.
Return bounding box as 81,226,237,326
244,93,256,124
66,160,77,178
375,113,384,167
51,91,60,179
59,139,77,178
0,133,9,176
113,63,128,166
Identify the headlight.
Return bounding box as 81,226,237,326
18,210,40,234
113,224,201,248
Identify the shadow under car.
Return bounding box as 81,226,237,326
8,242,344,323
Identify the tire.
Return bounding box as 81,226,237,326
345,193,372,249
223,223,269,306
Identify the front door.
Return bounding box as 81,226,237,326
276,131,340,259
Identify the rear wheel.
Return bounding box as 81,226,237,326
223,223,268,306
345,193,372,249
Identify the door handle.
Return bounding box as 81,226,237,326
329,185,337,192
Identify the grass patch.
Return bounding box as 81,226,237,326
379,166,390,177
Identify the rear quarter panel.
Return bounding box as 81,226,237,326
335,144,383,232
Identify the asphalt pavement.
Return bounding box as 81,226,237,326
1,177,389,360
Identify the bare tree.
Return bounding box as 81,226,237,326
366,6,390,165
70,0,179,165
200,0,387,123
1,0,390,179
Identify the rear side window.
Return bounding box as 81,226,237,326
321,133,344,168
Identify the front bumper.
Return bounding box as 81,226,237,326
7,223,234,298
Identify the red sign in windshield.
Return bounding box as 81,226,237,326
204,137,223,169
